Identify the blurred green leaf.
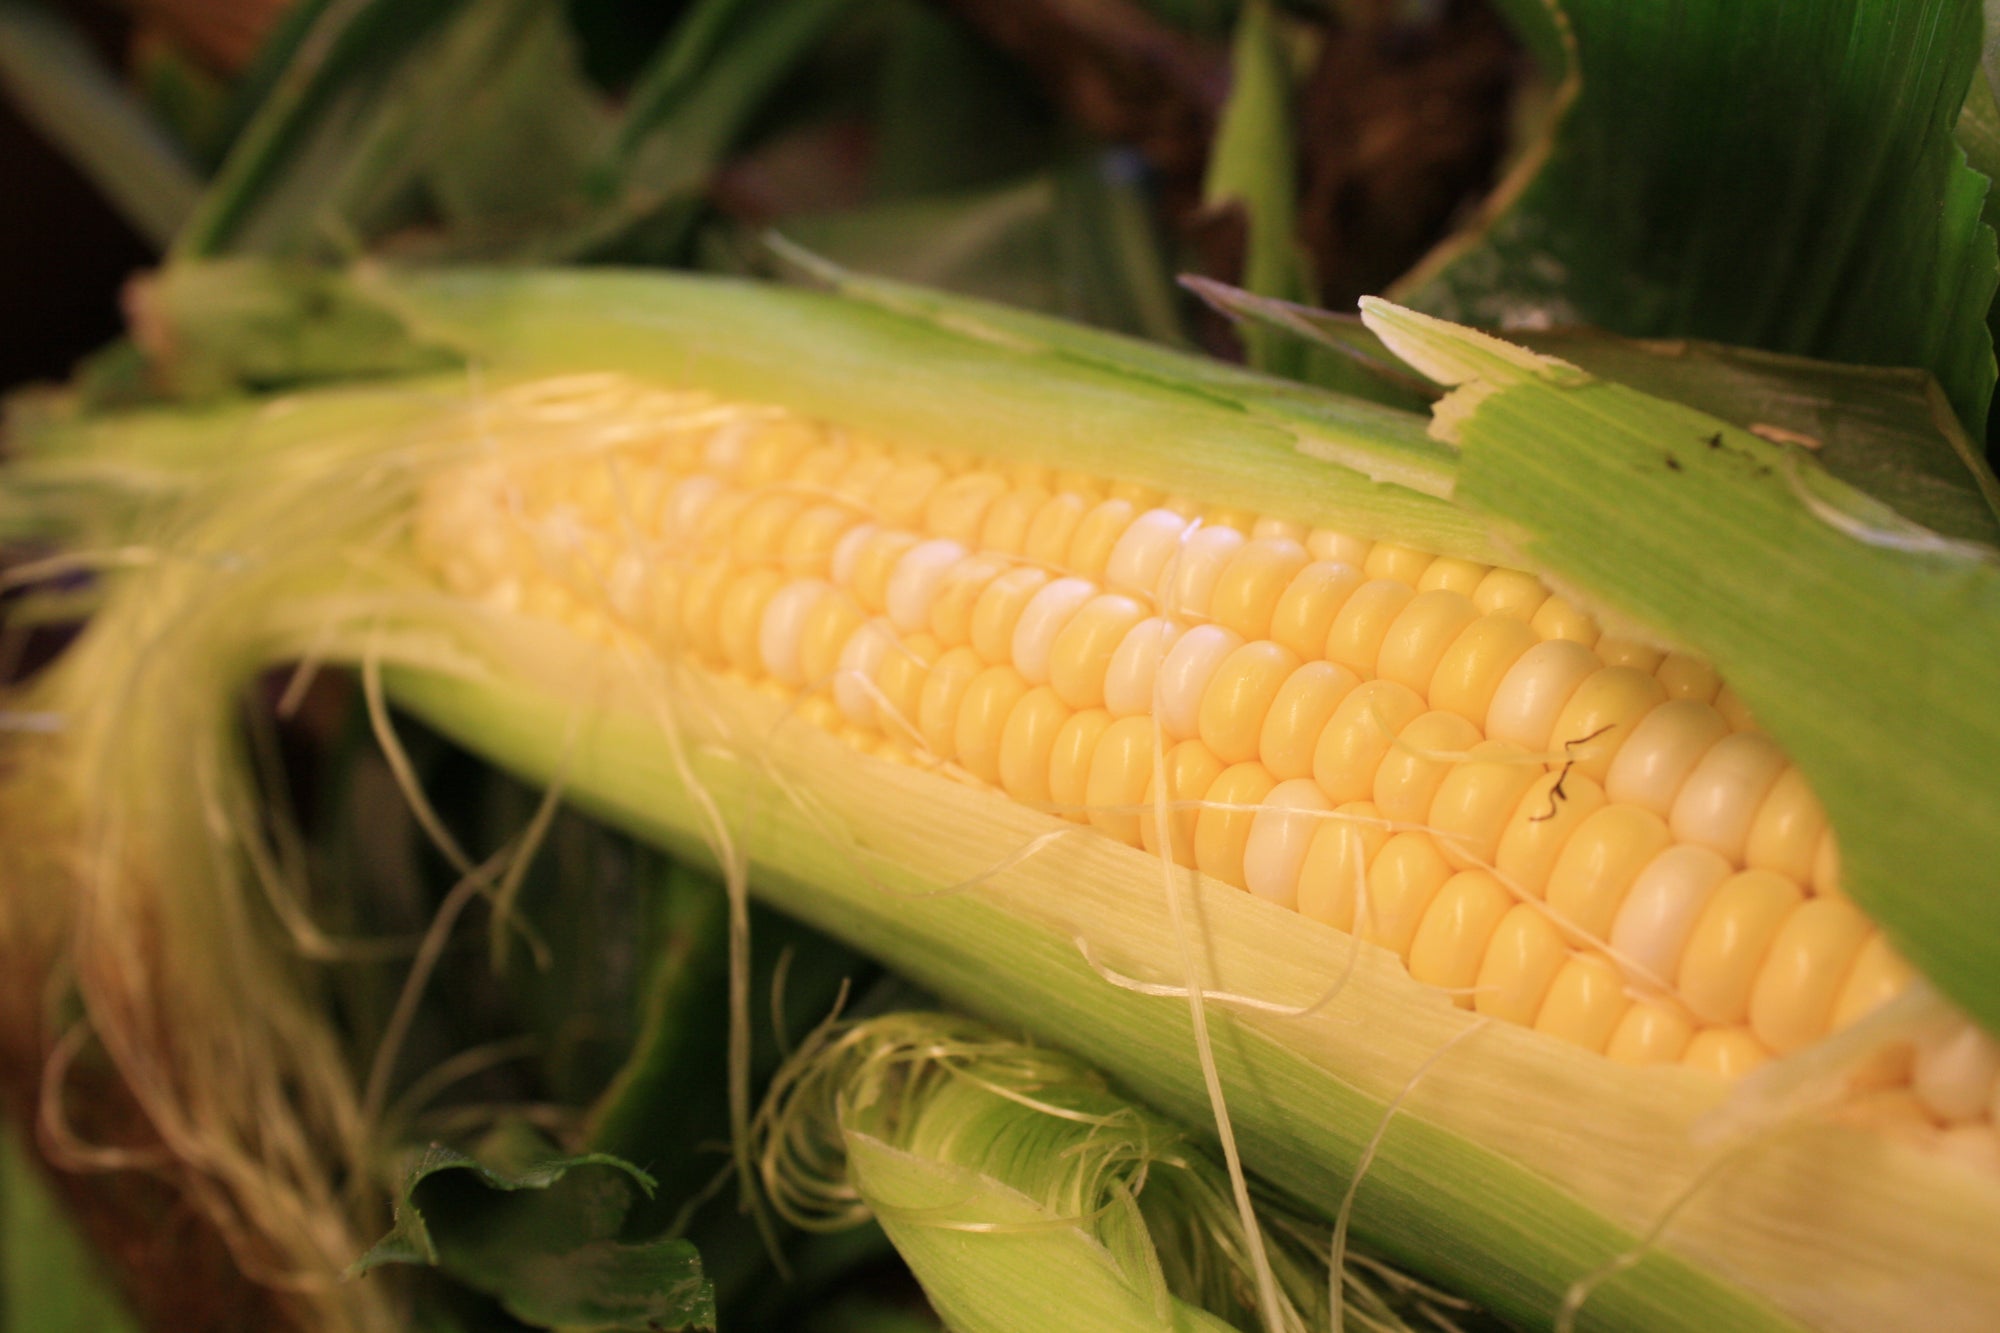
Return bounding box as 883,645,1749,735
871,1,1053,197
0,1124,143,1333
1401,0,1999,435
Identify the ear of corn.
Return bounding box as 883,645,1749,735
4,265,2000,1331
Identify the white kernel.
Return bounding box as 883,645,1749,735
1011,577,1098,685
832,621,896,726
1485,638,1600,754
1607,843,1733,985
885,539,968,633
1668,730,1787,864
662,476,725,548
1156,525,1246,620
1605,700,1728,815
830,522,879,587
1155,624,1244,739
759,580,832,688
1105,508,1198,595
1242,778,1331,909
1103,618,1180,718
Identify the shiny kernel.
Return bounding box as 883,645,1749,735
1544,805,1673,946
779,503,860,577
1416,557,1490,596
979,483,1050,555
1011,577,1098,685
1669,730,1787,864
1605,1000,1695,1065
1210,538,1311,641
1678,869,1805,1025
1325,580,1417,675
917,646,987,761
1744,767,1827,884
1258,661,1361,780
1656,652,1721,703
1306,528,1372,566
1066,498,1138,580
1048,593,1150,710
1475,905,1568,1026
1022,492,1093,568
1830,933,1914,1031
1243,778,1332,909
928,554,1012,647
1359,832,1453,959
1377,590,1479,697
998,686,1072,807
1484,638,1601,755
847,529,922,614
1297,802,1388,930
1408,871,1514,1006
1313,679,1427,803
923,472,1011,542
1373,711,1483,827
968,566,1054,665
1195,762,1278,888
1547,667,1667,784
1681,1028,1771,1078
1429,614,1539,726
829,522,877,586
798,593,865,688
1103,618,1182,718
757,579,833,687
1534,954,1632,1054
1426,741,1541,871
1085,715,1161,845
1494,771,1608,899
1156,625,1246,739
1595,637,1665,673
1748,897,1873,1055
1198,641,1302,764
885,539,970,633
1471,566,1551,620
1605,699,1730,817
1048,709,1113,822
1156,525,1248,620
955,664,1031,785
1607,843,1733,986
1105,508,1198,595
832,621,897,726
1269,561,1367,661
1530,595,1600,647
1362,541,1435,585
1140,739,1226,866
874,632,940,745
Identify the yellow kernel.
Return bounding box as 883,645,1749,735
1681,1028,1771,1079
1530,595,1600,647
1195,762,1278,889
1198,641,1302,765
871,457,947,526
845,529,921,614
1484,638,1601,755
927,553,1012,648
979,483,1050,555
1829,933,1913,1032
1105,508,1197,595
1022,492,1092,568
1656,652,1720,703
1011,577,1097,685
1250,515,1306,543
1210,538,1311,641
1595,637,1665,673
1546,666,1667,785
1066,498,1138,581
1378,591,1479,700
1748,897,1873,1055
731,491,807,562
998,686,1072,807
1408,871,1514,1006
1678,869,1805,1025
1155,525,1247,620
1362,541,1434,585
831,449,896,505
1258,661,1361,780
1429,614,1539,726
1607,843,1733,986
1107,479,1161,509
1085,715,1160,846
1203,507,1256,534
1494,771,1609,900
1544,805,1673,945
1604,699,1730,817
1416,557,1490,596
1714,683,1757,731
955,664,1031,785
1048,593,1150,710
759,580,827,686
1471,566,1550,620
1102,618,1180,718
1743,766,1826,884
1242,778,1332,908
1140,739,1227,867
789,440,853,489
678,557,734,662
1052,469,1107,499
968,566,1054,664
924,471,1011,543
874,632,939,745
1325,579,1417,675
1048,709,1113,821
717,568,786,674
1269,561,1366,661
1306,528,1372,566
1535,954,1632,1054
1811,829,1842,899
779,503,860,577
1668,730,1787,864
1313,679,1427,804
1475,905,1568,1026
1297,802,1387,930
1426,741,1542,871
736,417,822,486
798,592,865,689
1605,999,1695,1065
1372,710,1483,827
793,692,844,734
1359,832,1454,959
1912,1024,2000,1123
917,645,986,761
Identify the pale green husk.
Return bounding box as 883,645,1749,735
2,268,1997,1332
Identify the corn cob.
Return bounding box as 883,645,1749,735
6,265,2000,1331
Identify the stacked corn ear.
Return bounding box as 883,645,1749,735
1,265,1997,1331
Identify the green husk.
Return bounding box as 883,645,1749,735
3,267,1998,1331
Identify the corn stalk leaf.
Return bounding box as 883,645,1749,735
1399,0,2000,435
0,1124,143,1333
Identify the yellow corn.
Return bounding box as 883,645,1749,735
415,382,2000,1142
